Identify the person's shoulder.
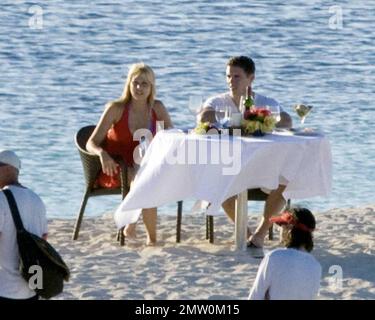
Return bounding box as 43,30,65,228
299,251,322,275
304,252,321,268
255,93,279,105
255,93,286,112
204,92,230,108
267,247,288,258
153,100,170,118
267,248,305,261
103,101,125,121
208,92,230,101
105,100,124,112
21,186,45,206
280,248,321,267
153,99,166,110
7,186,46,210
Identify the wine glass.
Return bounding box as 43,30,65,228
216,106,230,127
265,105,281,123
188,95,203,125
294,104,313,125
224,106,232,125
189,95,203,116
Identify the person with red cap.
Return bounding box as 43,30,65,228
248,207,322,300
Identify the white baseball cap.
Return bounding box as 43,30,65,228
0,149,21,170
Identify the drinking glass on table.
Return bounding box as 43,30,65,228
230,112,242,127
224,106,232,126
215,106,230,127
294,104,313,125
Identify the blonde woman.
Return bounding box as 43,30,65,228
87,63,173,245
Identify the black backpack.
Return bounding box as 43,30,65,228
3,189,70,299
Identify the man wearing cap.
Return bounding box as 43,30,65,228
0,149,48,300
248,207,322,300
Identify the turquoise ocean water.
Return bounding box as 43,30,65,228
0,1,374,218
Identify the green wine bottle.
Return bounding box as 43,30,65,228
244,86,254,110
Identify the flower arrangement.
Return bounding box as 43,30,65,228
241,107,276,136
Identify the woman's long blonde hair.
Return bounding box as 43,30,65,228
115,62,156,107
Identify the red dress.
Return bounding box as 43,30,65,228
97,105,157,188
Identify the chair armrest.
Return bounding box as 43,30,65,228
77,149,102,188
113,157,130,199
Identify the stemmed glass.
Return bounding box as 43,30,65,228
189,95,203,120
215,106,231,127
225,106,232,125
294,104,313,125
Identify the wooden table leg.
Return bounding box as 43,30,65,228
235,190,248,251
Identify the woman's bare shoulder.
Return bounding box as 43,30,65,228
105,100,124,111
104,101,125,120
152,99,173,127
153,99,166,111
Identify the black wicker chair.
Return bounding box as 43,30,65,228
177,190,291,243
73,125,184,245
72,125,129,245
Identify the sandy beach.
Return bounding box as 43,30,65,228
49,205,375,300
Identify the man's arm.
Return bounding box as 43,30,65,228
197,107,216,124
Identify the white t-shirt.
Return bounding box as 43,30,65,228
248,248,322,300
203,92,285,113
0,185,48,299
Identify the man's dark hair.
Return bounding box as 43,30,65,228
227,56,256,75
284,207,316,252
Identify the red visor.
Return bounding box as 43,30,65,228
269,211,314,233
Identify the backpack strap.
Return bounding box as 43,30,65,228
3,189,25,232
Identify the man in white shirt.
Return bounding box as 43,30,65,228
199,56,292,127
249,207,321,300
0,150,48,300
198,56,292,251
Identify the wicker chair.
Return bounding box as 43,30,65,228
72,125,129,245
177,189,291,243
73,125,184,245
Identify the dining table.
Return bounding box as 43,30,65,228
114,128,332,251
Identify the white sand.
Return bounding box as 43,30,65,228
49,205,375,300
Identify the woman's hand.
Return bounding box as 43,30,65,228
99,151,119,177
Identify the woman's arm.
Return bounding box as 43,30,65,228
153,100,173,129
86,103,122,176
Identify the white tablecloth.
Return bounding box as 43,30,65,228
114,129,332,228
